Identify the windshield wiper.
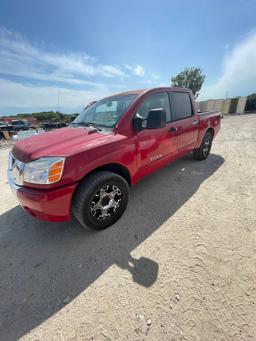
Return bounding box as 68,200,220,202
71,122,102,131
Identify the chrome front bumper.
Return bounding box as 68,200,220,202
7,152,23,195
7,167,20,195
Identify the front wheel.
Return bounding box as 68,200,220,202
72,171,129,230
193,131,213,160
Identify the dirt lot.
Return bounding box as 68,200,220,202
0,115,256,341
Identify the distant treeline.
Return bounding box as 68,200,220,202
14,111,80,122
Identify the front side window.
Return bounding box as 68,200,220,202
136,92,171,122
73,94,137,128
171,92,193,120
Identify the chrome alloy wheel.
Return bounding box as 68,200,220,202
203,137,211,157
90,185,122,220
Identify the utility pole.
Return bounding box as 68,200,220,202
57,88,60,113
225,91,229,99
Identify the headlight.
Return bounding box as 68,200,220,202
23,157,65,184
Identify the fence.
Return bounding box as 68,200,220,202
198,96,250,115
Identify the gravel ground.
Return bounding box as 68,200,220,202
0,115,256,341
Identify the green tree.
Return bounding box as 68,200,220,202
171,67,205,98
247,93,256,100
32,111,60,121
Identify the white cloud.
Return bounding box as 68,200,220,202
134,65,145,77
0,78,111,112
200,32,256,100
0,28,157,113
98,65,125,78
152,74,160,80
0,28,128,85
124,64,133,70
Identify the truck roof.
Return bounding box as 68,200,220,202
108,87,191,98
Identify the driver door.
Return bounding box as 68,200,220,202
135,92,178,176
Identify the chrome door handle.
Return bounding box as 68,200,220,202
193,120,198,125
169,127,177,133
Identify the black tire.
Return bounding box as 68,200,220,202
193,131,213,160
72,171,129,230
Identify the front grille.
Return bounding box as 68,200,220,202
8,152,24,186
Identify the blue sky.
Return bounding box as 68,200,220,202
0,0,256,115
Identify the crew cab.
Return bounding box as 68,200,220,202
8,87,221,230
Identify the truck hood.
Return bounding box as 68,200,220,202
12,127,113,163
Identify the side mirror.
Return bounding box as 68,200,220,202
133,113,144,132
146,108,166,129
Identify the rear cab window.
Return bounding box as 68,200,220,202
169,92,194,121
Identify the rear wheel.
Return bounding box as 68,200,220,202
193,131,213,160
72,171,129,230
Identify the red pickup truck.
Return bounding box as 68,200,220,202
8,87,220,230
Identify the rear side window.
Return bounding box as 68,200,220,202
171,92,193,120
137,92,171,122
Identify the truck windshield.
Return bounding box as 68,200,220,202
73,94,137,128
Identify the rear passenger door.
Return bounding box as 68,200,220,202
169,91,199,150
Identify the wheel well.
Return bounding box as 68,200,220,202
206,127,214,137
82,163,131,186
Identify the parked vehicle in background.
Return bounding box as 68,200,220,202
0,121,13,132
8,87,221,230
0,121,14,141
11,120,30,131
40,121,67,131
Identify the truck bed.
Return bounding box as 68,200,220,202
198,110,220,116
